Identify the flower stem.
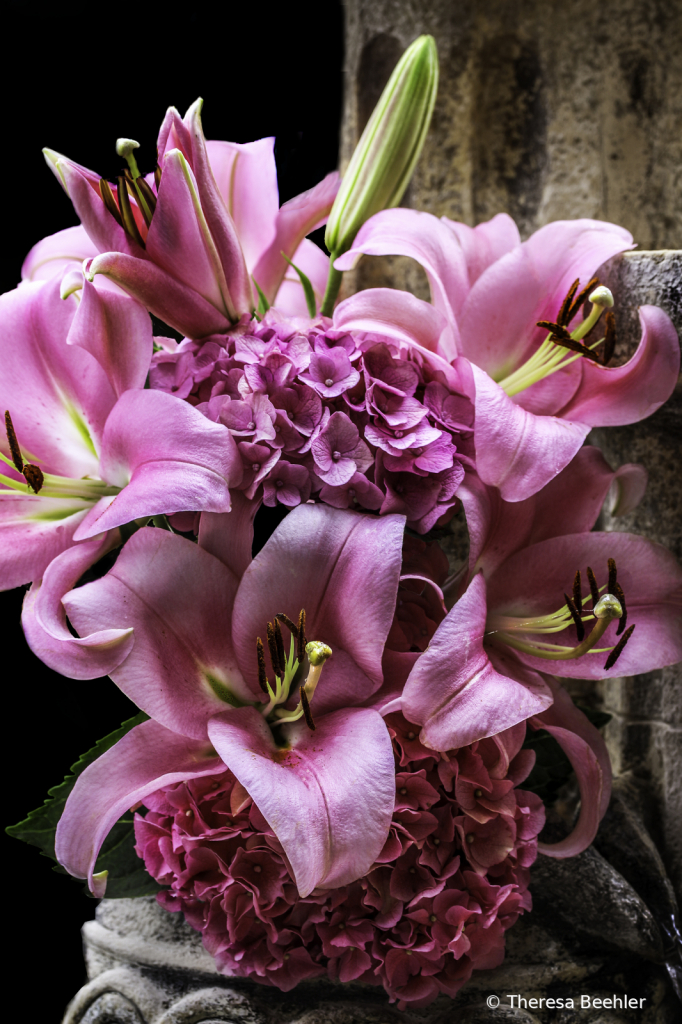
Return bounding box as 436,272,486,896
320,261,343,317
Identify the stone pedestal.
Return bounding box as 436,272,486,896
61,775,681,1023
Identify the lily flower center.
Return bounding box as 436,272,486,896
255,608,332,731
1,411,119,503
99,137,159,250
486,558,636,670
496,280,617,396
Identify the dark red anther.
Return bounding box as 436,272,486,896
613,582,628,636
99,178,124,227
125,174,157,227
566,276,600,324
274,618,285,674
586,566,600,607
564,593,585,643
276,612,299,636
557,279,579,327
297,608,307,664
117,176,146,249
572,570,582,618
5,411,43,492
604,624,635,671
602,311,616,365
300,686,316,731
266,621,281,677
536,321,602,363
608,558,617,594
5,410,24,473
23,464,44,494
256,637,269,694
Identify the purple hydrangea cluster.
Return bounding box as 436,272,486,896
150,315,475,532
134,713,543,1010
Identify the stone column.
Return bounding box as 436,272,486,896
341,1,682,895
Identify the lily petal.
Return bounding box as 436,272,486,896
55,156,140,257
274,238,330,317
0,278,113,477
74,389,241,539
232,505,405,712
21,225,99,283
402,574,553,750
460,446,644,580
442,213,520,287
64,528,250,737
207,706,396,896
0,494,90,591
471,364,589,501
55,718,223,895
457,219,633,377
333,288,451,359
252,171,340,303
66,276,153,397
198,490,258,580
22,530,133,678
533,717,604,858
86,252,233,338
206,137,279,272
556,306,680,426
184,100,253,317
334,208,469,328
487,532,682,678
147,149,235,317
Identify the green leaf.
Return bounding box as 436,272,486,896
6,710,165,898
281,252,317,318
252,277,270,315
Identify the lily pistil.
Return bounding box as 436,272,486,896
498,279,617,396
487,558,635,670
255,608,332,731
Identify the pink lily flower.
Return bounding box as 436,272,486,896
46,505,404,898
334,211,680,500
395,447,682,855
43,101,339,336
0,275,242,591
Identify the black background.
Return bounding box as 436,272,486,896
2,1,344,1015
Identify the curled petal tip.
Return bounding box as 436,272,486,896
91,869,108,898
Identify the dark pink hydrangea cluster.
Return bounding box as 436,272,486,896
150,315,475,532
134,715,543,1009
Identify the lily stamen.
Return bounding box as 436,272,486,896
487,558,635,669
497,283,615,396
273,641,332,728
4,411,45,494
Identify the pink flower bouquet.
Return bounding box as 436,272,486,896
6,36,681,1012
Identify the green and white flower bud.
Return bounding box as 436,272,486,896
321,35,438,314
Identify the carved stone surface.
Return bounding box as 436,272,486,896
339,0,682,301
62,788,681,1024
589,250,682,900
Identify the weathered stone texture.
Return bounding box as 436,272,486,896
340,0,681,298
589,251,682,899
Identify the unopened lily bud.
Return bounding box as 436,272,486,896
116,138,141,179
324,35,438,258
588,285,614,308
594,593,622,620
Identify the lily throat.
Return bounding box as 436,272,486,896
486,559,635,671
